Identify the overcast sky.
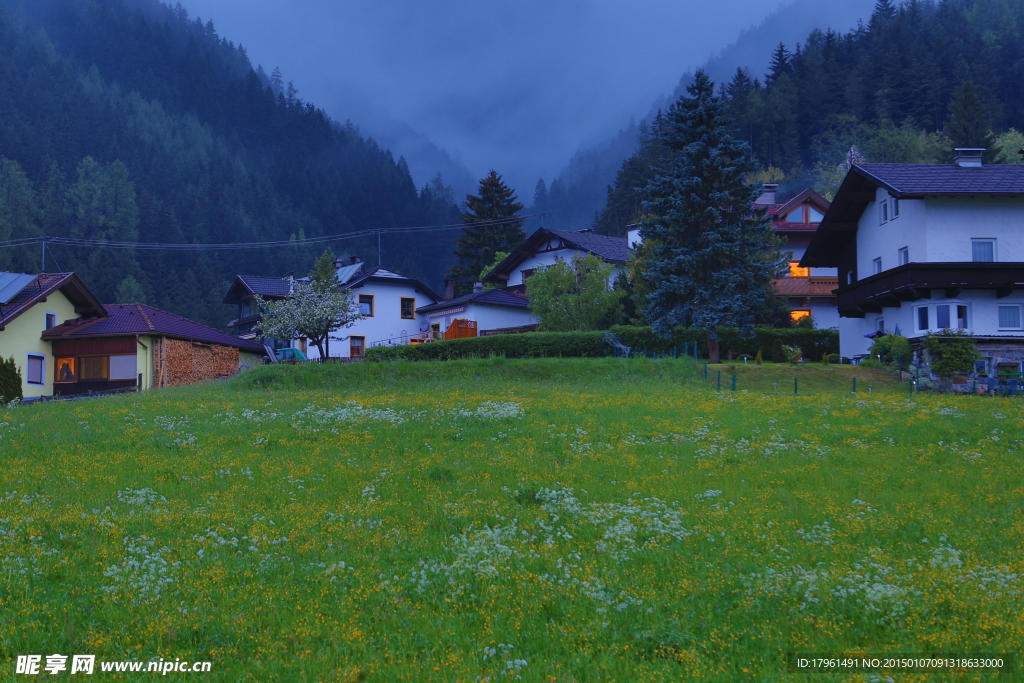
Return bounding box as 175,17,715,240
176,0,793,194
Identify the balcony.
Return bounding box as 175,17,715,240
836,262,1024,317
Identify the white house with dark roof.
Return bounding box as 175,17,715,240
802,149,1024,366
483,227,630,290
416,287,536,339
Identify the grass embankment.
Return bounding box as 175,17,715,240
1,358,1020,679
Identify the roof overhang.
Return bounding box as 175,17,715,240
801,167,880,267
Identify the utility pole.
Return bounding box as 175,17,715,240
41,238,46,272
377,230,382,266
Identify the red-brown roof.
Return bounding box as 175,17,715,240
43,303,265,353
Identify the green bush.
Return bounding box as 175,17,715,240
366,326,839,363
781,345,802,363
869,334,912,366
365,331,605,361
923,330,979,379
0,356,22,404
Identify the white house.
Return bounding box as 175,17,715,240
483,227,630,290
802,149,1024,367
310,261,440,359
416,286,536,339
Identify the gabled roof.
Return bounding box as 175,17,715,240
771,188,830,225
222,274,291,304
803,162,1024,267
344,266,441,302
43,303,265,353
0,272,106,330
417,287,529,314
484,227,629,284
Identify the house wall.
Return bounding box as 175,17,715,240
421,304,537,336
506,248,588,286
308,281,434,359
238,351,264,371
151,337,240,387
809,302,841,330
838,290,1024,357
0,292,78,399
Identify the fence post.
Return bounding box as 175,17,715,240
794,376,798,395
717,370,721,390
731,374,736,391
704,363,708,382
852,376,856,394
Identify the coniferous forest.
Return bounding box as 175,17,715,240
0,0,460,326
582,0,1024,235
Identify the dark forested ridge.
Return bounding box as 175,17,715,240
0,0,460,326
568,0,1024,236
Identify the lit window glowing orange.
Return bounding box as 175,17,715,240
788,261,809,277
790,310,811,324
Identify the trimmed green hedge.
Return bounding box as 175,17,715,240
610,326,838,363
365,332,605,361
365,326,838,363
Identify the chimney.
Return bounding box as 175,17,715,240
756,183,778,206
444,279,454,300
473,281,483,294
953,148,985,168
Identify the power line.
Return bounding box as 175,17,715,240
0,216,533,252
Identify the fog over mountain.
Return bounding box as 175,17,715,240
175,0,818,197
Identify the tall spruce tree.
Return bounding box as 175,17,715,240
448,170,524,295
640,71,781,363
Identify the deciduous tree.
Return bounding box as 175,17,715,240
525,254,623,331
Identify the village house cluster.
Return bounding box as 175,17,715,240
4,149,1023,398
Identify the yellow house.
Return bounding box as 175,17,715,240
0,272,106,399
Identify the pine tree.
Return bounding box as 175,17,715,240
639,71,782,363
945,80,994,153
309,251,337,291
447,170,524,295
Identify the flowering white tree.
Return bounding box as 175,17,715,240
255,281,361,358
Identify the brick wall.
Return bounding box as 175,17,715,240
153,337,239,388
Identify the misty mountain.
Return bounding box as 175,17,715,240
535,0,876,230
0,0,460,326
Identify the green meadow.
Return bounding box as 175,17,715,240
1,358,1020,679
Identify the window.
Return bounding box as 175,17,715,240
430,323,441,340
79,356,108,381
359,294,374,317
808,207,824,222
877,318,885,333
400,297,416,320
44,312,56,330
916,306,929,332
790,310,811,324
880,199,888,224
787,208,804,223
872,257,882,275
898,246,909,266
240,301,253,318
350,336,365,358
956,305,968,330
892,198,899,218
972,239,996,262
846,271,855,285
788,261,809,277
998,305,1021,329
520,268,536,281
936,304,951,329
26,354,44,385
55,357,75,383
109,355,136,381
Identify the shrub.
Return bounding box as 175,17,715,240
610,325,837,362
923,330,979,379
755,349,763,365
0,356,22,404
781,345,802,363
869,334,912,366
826,353,841,364
858,357,881,368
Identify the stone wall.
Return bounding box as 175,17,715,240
153,337,239,388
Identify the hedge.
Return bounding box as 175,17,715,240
364,331,605,361
0,356,22,404
365,326,838,363
610,325,838,363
